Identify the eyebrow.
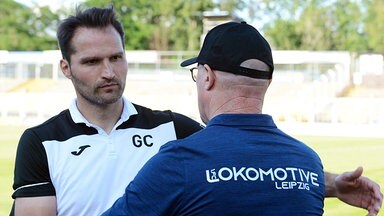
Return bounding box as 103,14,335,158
79,56,100,63
79,51,125,63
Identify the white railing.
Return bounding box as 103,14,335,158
1,78,383,127
1,50,383,137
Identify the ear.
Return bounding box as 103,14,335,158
60,59,71,79
203,64,215,90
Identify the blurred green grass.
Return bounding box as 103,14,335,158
0,125,25,216
300,136,384,216
1,126,383,215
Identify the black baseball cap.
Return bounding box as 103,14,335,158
180,21,274,79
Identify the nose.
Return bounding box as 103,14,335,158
101,60,115,79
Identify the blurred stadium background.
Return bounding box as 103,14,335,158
2,2,384,215
1,49,383,138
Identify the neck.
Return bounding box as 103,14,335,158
76,98,123,134
207,86,266,121
212,97,263,116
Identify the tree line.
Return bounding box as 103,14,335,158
0,0,383,52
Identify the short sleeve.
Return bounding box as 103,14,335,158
12,129,55,198
170,112,204,139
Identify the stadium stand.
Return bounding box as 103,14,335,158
1,50,383,137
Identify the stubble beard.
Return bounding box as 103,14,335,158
71,73,126,107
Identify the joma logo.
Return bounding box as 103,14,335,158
71,145,91,156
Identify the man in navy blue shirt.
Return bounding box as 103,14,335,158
11,6,382,216
103,21,326,215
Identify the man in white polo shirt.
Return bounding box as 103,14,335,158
11,6,382,216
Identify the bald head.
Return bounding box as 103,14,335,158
196,60,271,123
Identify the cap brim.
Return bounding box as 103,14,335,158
180,57,197,67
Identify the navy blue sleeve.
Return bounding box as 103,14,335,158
102,142,184,216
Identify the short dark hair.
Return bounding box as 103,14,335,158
57,6,125,63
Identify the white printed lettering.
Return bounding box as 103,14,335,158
205,166,321,190
219,167,233,181
246,168,259,181
300,169,310,182
233,167,247,181
274,168,287,181
286,167,298,181
206,169,219,183
310,172,319,186
259,168,274,181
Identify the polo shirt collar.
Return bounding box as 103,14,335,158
207,113,276,128
69,97,137,128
